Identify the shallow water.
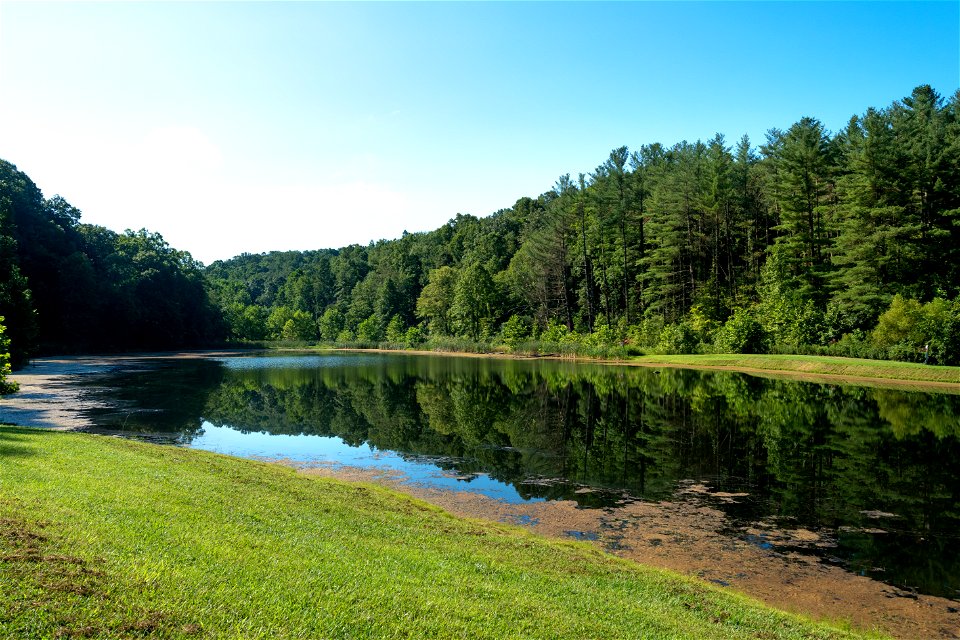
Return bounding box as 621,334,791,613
73,350,960,600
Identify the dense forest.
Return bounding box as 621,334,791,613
0,159,223,368
207,85,960,363
1,84,959,374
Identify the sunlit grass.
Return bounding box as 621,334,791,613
0,427,886,639
630,353,960,385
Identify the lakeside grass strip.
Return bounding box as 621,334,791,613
0,427,885,639
629,354,960,386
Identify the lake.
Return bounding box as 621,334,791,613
71,350,960,601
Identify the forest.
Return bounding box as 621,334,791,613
1,84,959,372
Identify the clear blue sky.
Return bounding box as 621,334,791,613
1,1,957,264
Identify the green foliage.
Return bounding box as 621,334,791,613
871,295,923,348
539,319,573,344
655,322,699,354
280,310,317,341
625,316,665,349
714,307,768,354
404,325,425,347
756,252,824,347
450,263,498,341
0,316,18,394
355,314,384,344
585,322,620,348
500,314,532,350
7,86,960,364
318,307,345,342
385,315,406,344
224,303,269,341
198,86,957,365
872,295,960,364
416,266,458,336
266,306,294,340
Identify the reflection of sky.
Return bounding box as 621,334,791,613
189,422,541,505
216,353,386,370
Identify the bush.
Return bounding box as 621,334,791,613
500,315,532,350
625,317,664,349
385,315,406,344
355,315,384,344
0,317,17,395
404,326,426,347
655,322,699,354
585,323,619,348
714,308,768,354
871,295,960,364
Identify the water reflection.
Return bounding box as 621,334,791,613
79,351,960,599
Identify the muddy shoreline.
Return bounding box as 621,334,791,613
2,353,959,639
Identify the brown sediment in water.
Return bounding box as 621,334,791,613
300,463,960,640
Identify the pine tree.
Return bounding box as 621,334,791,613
763,117,835,305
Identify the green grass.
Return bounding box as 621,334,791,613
628,353,960,386
0,427,885,639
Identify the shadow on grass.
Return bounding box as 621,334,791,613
0,427,38,459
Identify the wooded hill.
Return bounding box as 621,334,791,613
2,85,958,367
206,85,960,363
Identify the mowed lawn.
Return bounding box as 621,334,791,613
0,427,884,639
629,353,960,386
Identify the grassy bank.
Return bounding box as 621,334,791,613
628,353,960,386
0,427,882,639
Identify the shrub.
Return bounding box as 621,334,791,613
500,315,532,350
404,326,426,347
0,317,17,395
872,295,960,364
355,315,384,344
385,315,406,344
714,308,768,354
655,322,699,354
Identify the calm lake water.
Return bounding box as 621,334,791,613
74,351,960,600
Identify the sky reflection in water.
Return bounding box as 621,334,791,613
190,420,541,504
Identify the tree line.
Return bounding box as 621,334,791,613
208,85,960,364
1,84,958,380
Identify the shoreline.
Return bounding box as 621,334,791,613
329,347,960,392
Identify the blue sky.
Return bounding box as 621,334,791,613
1,1,957,264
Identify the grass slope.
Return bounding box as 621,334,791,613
0,427,884,639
